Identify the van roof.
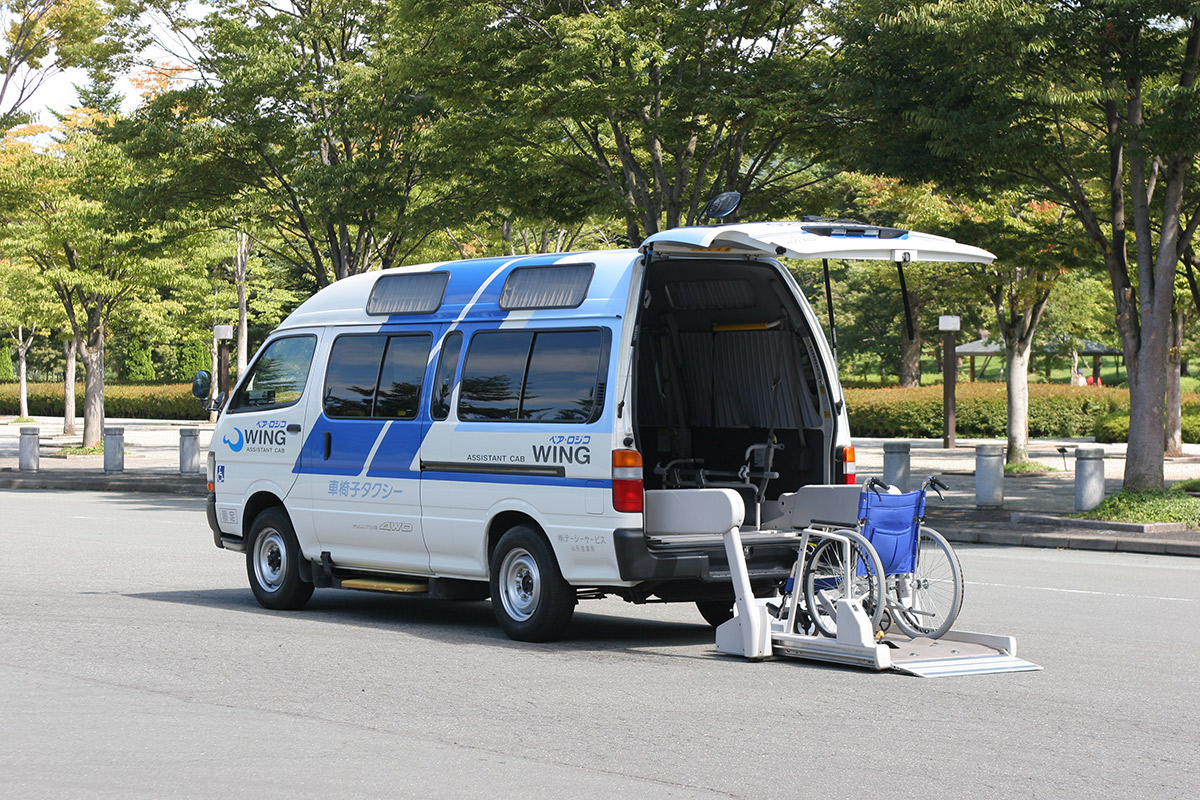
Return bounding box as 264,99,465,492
278,250,641,330
277,220,995,331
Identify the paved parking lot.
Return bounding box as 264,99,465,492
2,489,1197,798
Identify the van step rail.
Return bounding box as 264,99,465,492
339,577,429,594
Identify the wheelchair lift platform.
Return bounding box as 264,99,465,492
715,526,1042,677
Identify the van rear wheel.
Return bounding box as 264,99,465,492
695,599,734,627
247,507,314,610
490,525,575,642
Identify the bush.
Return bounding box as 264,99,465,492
1093,411,1200,444
1073,490,1200,526
0,382,208,420
845,382,1129,438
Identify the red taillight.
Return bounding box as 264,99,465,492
612,449,643,512
838,445,857,485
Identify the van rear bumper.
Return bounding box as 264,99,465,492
612,528,795,584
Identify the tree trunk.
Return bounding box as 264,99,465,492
1166,307,1184,457
1006,343,1032,464
899,324,922,388
209,332,219,424
80,340,105,448
16,326,30,419
63,337,77,435
236,231,250,377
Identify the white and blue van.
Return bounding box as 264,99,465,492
201,220,992,641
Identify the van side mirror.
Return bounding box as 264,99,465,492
192,370,211,399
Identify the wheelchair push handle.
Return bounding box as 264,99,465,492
920,475,949,500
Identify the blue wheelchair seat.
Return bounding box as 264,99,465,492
857,489,926,576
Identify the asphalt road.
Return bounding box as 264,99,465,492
2,490,1197,799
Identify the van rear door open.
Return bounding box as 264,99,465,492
640,221,995,264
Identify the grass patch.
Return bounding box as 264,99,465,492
53,444,104,456
8,416,34,423
1169,478,1200,493
1073,490,1200,527
1004,460,1062,474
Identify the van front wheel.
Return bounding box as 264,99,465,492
247,508,314,611
490,526,575,642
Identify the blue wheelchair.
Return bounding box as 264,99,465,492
801,476,964,639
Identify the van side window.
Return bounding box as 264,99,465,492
458,331,533,420
324,336,387,418
458,329,607,423
430,332,462,420
375,334,432,418
324,334,432,419
521,330,605,421
228,335,316,412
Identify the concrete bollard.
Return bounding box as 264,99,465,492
1075,445,1106,512
882,441,911,492
19,427,39,472
179,427,201,475
103,427,125,474
975,444,1005,508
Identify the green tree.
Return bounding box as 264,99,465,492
0,110,204,444
415,0,834,243
831,0,1200,489
130,0,469,288
1,0,141,129
0,256,60,414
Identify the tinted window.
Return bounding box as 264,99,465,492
324,336,387,417
367,272,449,315
375,335,431,418
229,335,316,412
458,329,607,423
499,264,593,310
430,332,462,420
521,331,604,421
458,331,534,420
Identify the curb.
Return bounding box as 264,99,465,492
0,471,208,496
942,527,1200,558
1010,512,1191,535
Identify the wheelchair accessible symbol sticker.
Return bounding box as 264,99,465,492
216,465,225,483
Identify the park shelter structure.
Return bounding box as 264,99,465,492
955,338,1122,382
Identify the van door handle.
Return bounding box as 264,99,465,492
287,424,301,433
323,432,332,460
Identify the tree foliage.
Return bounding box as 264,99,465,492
127,0,475,289
0,110,205,443
412,0,835,243
0,0,143,129
830,0,1200,488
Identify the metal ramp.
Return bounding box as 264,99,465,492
715,526,1041,677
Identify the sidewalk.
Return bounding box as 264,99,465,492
0,416,212,496
2,418,1197,556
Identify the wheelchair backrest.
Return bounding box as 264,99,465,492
857,489,926,575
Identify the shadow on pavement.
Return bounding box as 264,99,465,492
125,587,717,654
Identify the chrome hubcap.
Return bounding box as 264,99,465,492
254,528,287,592
499,548,540,622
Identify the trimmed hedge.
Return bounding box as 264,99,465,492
0,382,208,420
1094,411,1200,444
845,382,1200,441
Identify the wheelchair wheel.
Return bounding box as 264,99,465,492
801,529,885,638
888,526,964,640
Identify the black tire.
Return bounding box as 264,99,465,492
696,599,735,628
246,507,314,610
489,525,576,642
